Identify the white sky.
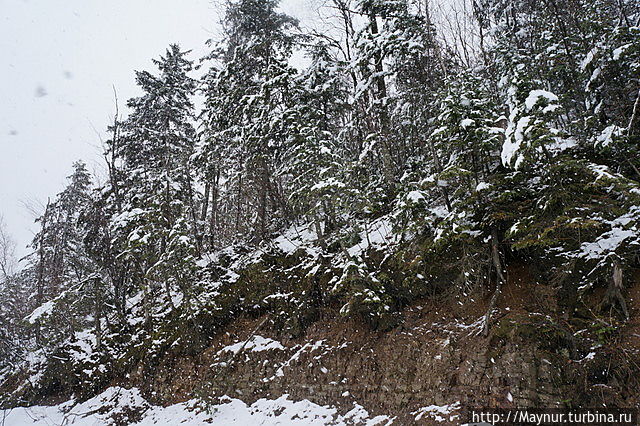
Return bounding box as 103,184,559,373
0,0,316,260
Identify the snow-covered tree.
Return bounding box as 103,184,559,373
21,162,93,346
114,44,198,322
198,0,299,244
282,43,352,245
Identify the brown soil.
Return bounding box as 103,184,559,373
125,263,640,425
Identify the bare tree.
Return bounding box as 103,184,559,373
431,0,484,68
0,215,16,280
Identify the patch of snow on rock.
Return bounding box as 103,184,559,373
219,335,286,355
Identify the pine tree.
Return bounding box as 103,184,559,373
580,2,640,178
23,161,93,345
282,43,352,246
351,0,444,185
113,44,198,322
500,71,564,170
198,0,299,245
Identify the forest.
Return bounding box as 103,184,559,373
1,0,640,424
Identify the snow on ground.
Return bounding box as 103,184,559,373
1,387,150,426
1,387,393,425
346,217,397,258
272,222,321,256
412,401,461,423
267,340,326,381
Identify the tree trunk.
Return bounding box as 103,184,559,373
94,277,103,350
601,261,629,320
201,181,210,224
313,213,326,250
367,11,395,184
483,227,506,336
210,169,220,249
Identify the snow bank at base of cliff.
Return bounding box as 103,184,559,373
1,386,393,425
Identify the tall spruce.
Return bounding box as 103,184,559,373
114,44,198,322
198,0,299,245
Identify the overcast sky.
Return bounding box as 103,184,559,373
0,0,316,261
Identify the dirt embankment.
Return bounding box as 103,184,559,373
125,262,640,425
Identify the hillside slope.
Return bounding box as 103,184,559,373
3,251,640,425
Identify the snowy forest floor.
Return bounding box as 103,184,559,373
1,387,393,425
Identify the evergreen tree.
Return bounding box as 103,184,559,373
113,44,198,321
198,0,299,244
23,161,93,345
282,43,352,246
351,0,444,184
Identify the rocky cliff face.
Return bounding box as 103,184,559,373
116,263,640,425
